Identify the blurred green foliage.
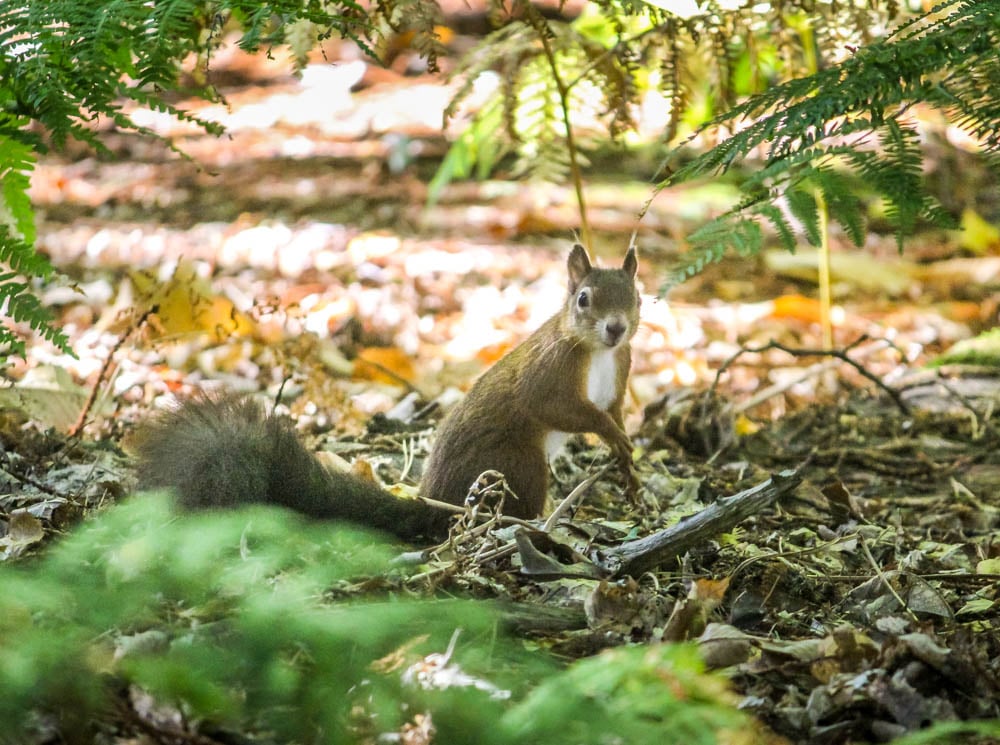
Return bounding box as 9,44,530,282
0,494,749,743
664,0,1000,280
433,0,1000,281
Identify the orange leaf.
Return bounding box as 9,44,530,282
476,342,513,367
693,576,731,603
940,301,985,324
353,346,415,386
769,294,822,324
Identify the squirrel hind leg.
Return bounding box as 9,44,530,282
491,447,548,519
425,444,548,520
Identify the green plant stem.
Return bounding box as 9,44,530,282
536,26,592,250
815,187,833,349
797,15,833,348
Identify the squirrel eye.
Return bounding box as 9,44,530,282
577,289,590,308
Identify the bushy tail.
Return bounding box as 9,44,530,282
134,395,446,541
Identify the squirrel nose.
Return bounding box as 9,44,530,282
606,321,626,345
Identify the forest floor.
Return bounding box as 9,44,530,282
4,23,1000,745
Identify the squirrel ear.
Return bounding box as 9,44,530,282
567,244,592,291
622,246,638,278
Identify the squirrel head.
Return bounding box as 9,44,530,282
564,244,640,350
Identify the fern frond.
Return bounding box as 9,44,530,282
427,96,506,206
786,187,820,246
0,229,70,357
442,23,538,130
671,1,1000,178
661,0,996,270
435,0,907,206
756,204,797,253
811,166,865,247
676,217,763,282
0,124,37,246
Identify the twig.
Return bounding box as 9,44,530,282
417,495,466,514
728,533,863,580
712,335,910,415
529,6,591,248
734,356,844,414
541,466,608,532
1,465,63,498
563,22,670,92
69,306,158,437
858,533,921,624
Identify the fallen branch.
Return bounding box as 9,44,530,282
595,468,803,578
713,336,910,415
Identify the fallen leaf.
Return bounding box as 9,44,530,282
958,207,1000,254
770,294,823,324
353,346,415,386
765,248,915,295
131,260,253,341
0,511,45,560
698,623,754,668
0,365,91,431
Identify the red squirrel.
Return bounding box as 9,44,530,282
135,244,640,541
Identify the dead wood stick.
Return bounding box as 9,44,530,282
713,336,909,415
542,465,608,532
498,601,588,634
596,468,803,578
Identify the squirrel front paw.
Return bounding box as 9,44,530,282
606,431,638,496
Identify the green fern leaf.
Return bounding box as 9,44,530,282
427,98,506,206
812,167,866,247
0,127,36,246
660,0,997,271
786,187,820,246
0,228,70,356
756,204,797,253
677,216,763,281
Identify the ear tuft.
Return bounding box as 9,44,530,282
622,246,638,278
567,244,592,291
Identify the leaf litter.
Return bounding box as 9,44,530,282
6,239,999,741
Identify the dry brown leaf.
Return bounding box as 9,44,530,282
1,512,45,560
584,578,643,630
0,366,90,432
698,623,754,668
663,577,731,642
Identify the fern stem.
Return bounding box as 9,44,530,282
536,24,591,249
798,15,832,350
815,187,833,350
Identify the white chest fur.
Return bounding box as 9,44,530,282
586,348,618,410
545,348,618,460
